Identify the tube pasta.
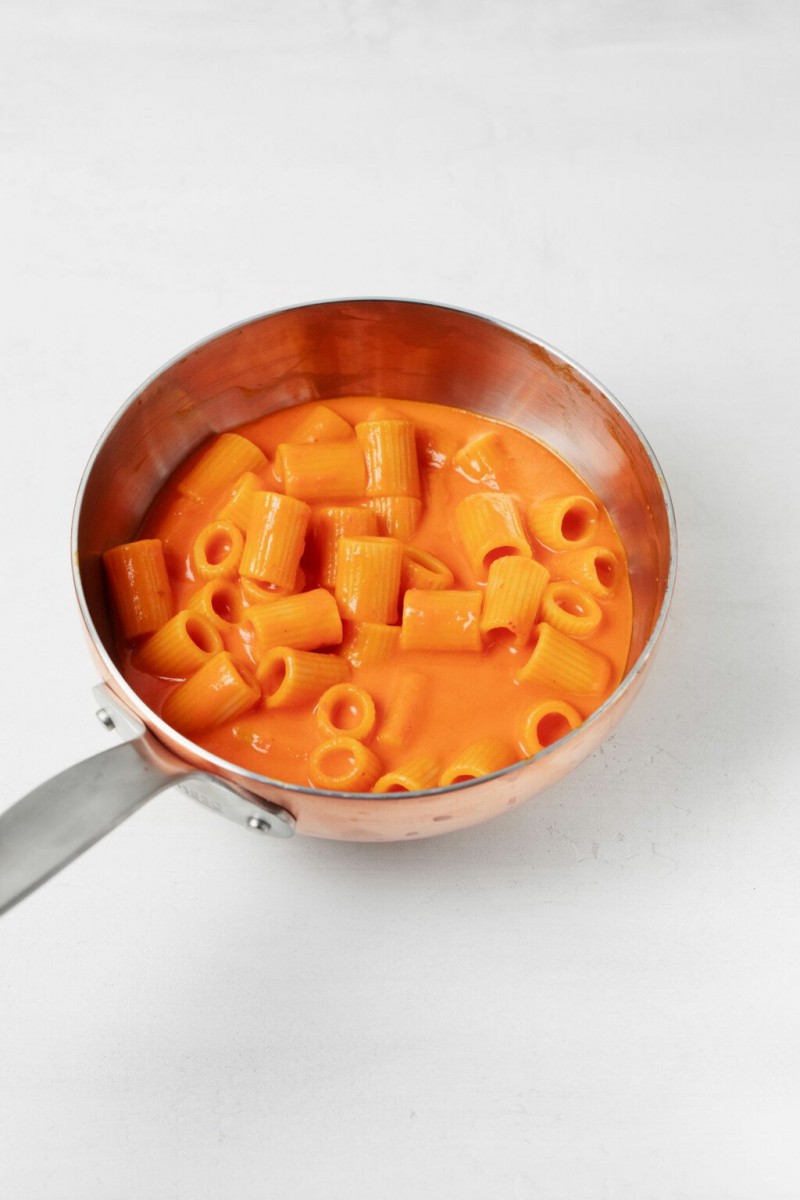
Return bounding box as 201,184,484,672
276,441,366,502
452,432,505,485
479,556,549,647
103,539,172,640
400,589,483,652
334,536,403,624
162,652,260,734
400,547,454,592
240,568,305,607
455,492,531,577
217,471,263,532
520,699,583,756
134,610,223,678
338,622,401,668
149,497,203,575
367,496,422,540
308,736,383,792
288,403,354,444
186,579,243,629
256,647,349,709
310,506,378,588
240,491,310,590
192,520,243,581
178,433,267,503
516,622,610,695
246,588,343,658
373,754,440,793
527,494,599,550
540,581,602,639
356,418,421,498
554,545,620,600
439,737,516,787
316,682,377,742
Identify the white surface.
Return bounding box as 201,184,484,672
1,2,799,1197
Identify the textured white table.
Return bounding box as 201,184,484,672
1,3,798,1197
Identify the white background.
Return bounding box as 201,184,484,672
1,2,799,1197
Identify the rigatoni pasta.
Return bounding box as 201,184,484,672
109,395,633,792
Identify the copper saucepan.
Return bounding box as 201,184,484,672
0,299,676,913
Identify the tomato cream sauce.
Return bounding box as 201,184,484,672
122,398,633,788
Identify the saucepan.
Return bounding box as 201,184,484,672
0,299,676,914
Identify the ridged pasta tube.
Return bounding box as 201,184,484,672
256,647,349,709
276,441,366,502
240,491,310,590
186,579,243,629
310,506,378,588
520,699,583,756
367,496,423,540
103,539,173,640
162,652,260,735
516,622,610,695
356,418,421,498
479,556,549,647
400,547,455,593
134,610,223,678
527,494,599,550
178,433,267,503
373,754,440,793
288,403,354,444
452,432,505,486
316,683,377,742
217,471,263,532
455,493,531,577
540,581,602,639
246,588,343,658
335,536,403,624
338,621,401,668
192,520,244,581
554,545,620,601
240,568,305,607
308,736,383,792
439,738,517,787
400,589,483,652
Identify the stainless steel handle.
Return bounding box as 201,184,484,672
0,686,294,916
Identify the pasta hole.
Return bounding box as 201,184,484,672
595,555,616,588
320,747,356,778
331,698,364,731
186,617,216,653
561,503,595,542
483,546,520,571
206,530,232,564
261,659,287,698
555,593,585,617
537,712,573,747
486,627,516,647
384,783,409,793
211,587,237,622
451,773,476,784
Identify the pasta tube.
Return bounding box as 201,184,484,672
400,547,455,593
310,506,378,588
367,496,423,540
256,647,349,709
338,622,401,668
527,494,599,550
288,403,354,444
103,538,172,640
439,737,516,787
275,442,366,502
334,536,403,624
162,652,260,735
308,736,383,792
240,568,305,607
540,581,602,639
480,556,549,647
373,754,440,793
455,493,531,577
516,622,610,695
186,579,243,629
178,433,267,502
240,491,310,590
520,699,583,756
355,418,421,498
554,545,620,601
246,588,343,658
400,589,483,652
192,520,244,581
217,471,263,532
452,432,505,485
316,683,377,742
134,610,223,678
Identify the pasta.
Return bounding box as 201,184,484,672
103,539,172,640
109,396,632,793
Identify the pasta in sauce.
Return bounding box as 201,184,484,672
105,398,633,792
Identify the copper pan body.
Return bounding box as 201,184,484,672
73,299,676,842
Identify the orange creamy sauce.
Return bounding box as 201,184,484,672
123,398,632,788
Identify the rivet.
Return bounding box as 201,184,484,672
247,816,270,833
96,708,115,729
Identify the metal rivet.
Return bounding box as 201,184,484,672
96,708,115,729
247,816,271,833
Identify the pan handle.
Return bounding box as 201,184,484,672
0,686,294,916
